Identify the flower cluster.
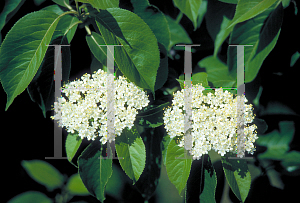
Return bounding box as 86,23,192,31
163,84,258,159
51,69,150,144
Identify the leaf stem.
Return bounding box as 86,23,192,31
85,25,92,35
175,11,183,24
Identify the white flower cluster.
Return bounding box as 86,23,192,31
163,83,258,159
51,69,150,144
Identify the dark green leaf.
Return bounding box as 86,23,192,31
0,10,61,110
77,0,119,10
52,0,70,8
173,0,202,30
95,8,160,97
115,126,146,184
7,191,53,203
218,0,238,4
27,36,71,117
78,137,113,202
221,153,251,202
86,31,108,66
166,137,192,196
0,0,25,32
290,51,300,67
21,160,64,191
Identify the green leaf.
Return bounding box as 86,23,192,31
173,0,202,30
218,0,238,4
166,138,192,196
77,0,119,10
176,72,209,89
27,36,71,117
221,153,251,202
115,126,146,184
105,163,126,200
131,0,170,51
290,51,300,67
0,10,62,110
95,8,160,97
0,0,25,32
161,135,172,166
86,31,108,66
78,137,113,202
227,0,278,29
52,0,70,8
66,174,90,195
65,133,82,166
256,121,295,160
7,191,53,203
199,155,217,203
21,160,64,191
165,15,192,51
205,0,236,57
198,56,236,88
197,0,207,29
228,2,283,83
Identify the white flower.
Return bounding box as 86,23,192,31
163,83,258,159
51,69,150,144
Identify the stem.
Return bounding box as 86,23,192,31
85,25,92,35
175,11,183,24
63,20,82,36
64,2,76,12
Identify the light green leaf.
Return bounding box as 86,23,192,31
131,0,170,51
197,0,207,29
173,0,202,30
228,3,283,83
162,135,172,166
77,0,119,10
86,31,108,66
0,0,25,32
227,0,278,29
221,153,251,203
198,56,236,88
65,133,82,166
166,138,192,196
165,15,192,51
199,155,217,203
256,121,295,160
95,8,160,97
52,0,70,8
115,126,146,184
78,137,113,202
290,51,300,67
176,72,209,89
7,191,53,203
0,10,62,110
66,174,89,195
21,160,64,191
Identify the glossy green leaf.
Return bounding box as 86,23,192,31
199,155,217,203
7,191,53,203
95,8,160,97
173,0,202,30
227,0,278,29
131,0,170,51
86,31,108,66
221,153,251,203
198,56,236,88
0,10,61,110
115,126,146,184
176,72,209,89
205,0,236,57
77,0,119,10
52,0,70,8
27,36,71,117
166,138,192,196
228,3,283,83
165,15,192,51
256,121,295,160
65,133,82,166
21,160,64,191
0,0,25,32
78,137,113,202
66,174,89,195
